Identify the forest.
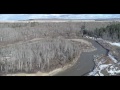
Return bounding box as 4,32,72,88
0,20,119,75
0,37,80,75
83,22,120,42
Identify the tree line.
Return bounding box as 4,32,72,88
82,23,120,42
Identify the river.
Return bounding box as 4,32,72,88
55,39,108,76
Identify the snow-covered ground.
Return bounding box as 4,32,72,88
85,36,103,41
85,35,120,76
85,35,120,47
88,54,120,76
108,53,118,63
88,63,112,76
88,60,120,76
109,42,120,47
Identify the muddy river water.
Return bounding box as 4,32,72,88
55,39,108,76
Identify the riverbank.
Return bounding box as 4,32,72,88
5,38,95,76
6,38,107,76
6,52,81,76
85,37,120,76
56,38,107,76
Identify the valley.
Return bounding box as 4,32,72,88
0,19,119,76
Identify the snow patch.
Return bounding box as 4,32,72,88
108,53,118,63
94,74,99,76
85,35,120,48
109,42,120,47
105,65,120,75
88,64,111,76
85,36,97,40
104,40,120,47
99,64,110,70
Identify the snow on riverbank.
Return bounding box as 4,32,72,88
84,35,120,76
88,54,120,76
85,35,120,47
108,52,118,63
85,36,97,40
88,56,120,76
88,63,112,76
109,42,120,47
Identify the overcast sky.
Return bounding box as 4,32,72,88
0,14,120,20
